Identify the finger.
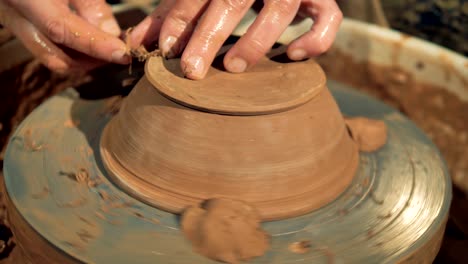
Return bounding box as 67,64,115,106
224,0,301,73
61,46,109,72
159,0,209,58
6,0,130,64
128,0,176,49
181,0,255,79
1,1,104,73
0,1,73,73
70,0,121,36
287,0,342,60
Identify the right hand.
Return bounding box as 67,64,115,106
129,0,342,80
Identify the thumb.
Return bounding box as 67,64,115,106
70,0,121,36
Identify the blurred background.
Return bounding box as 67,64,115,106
110,0,468,55
338,0,467,56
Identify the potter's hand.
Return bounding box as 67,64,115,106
129,0,342,80
0,0,130,74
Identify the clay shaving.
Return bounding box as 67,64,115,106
124,28,160,61
123,28,161,75
181,198,270,264
288,240,312,254
128,45,160,62
345,117,388,152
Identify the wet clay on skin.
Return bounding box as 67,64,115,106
345,117,388,152
181,198,270,264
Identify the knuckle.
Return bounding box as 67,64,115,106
269,0,298,15
334,8,343,21
221,0,250,11
196,24,228,46
84,0,113,14
169,10,194,31
244,38,268,58
87,37,100,58
43,56,70,74
197,28,219,45
327,0,343,22
77,0,94,10
314,40,330,54
45,19,66,44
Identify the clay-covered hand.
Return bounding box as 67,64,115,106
129,0,342,80
0,0,130,74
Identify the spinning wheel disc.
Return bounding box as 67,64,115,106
3,80,451,263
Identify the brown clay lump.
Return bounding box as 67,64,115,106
181,198,270,264
345,117,388,152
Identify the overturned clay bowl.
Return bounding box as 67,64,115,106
100,49,359,220
1,8,454,262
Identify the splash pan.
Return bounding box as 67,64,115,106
3,80,451,263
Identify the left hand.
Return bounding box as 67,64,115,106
0,0,130,74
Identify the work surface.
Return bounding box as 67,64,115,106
0,58,462,264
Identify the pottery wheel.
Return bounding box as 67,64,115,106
2,71,451,263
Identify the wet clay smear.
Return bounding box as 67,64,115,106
181,198,270,264
317,48,468,193
0,60,89,158
288,240,312,254
345,117,388,152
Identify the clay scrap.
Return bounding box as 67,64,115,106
345,117,388,152
181,198,270,264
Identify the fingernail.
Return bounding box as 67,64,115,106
46,56,69,73
289,49,307,61
100,19,121,36
161,36,177,58
112,49,129,64
226,57,247,73
184,55,204,78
